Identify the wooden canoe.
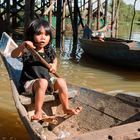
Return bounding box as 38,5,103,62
79,38,140,67
1,32,140,140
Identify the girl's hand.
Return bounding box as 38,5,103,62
49,63,57,74
11,41,34,58
23,41,36,49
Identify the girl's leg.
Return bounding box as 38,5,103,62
32,78,48,120
54,78,82,115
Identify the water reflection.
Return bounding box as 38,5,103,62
58,50,140,94
80,54,140,82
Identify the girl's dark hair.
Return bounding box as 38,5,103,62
25,18,52,42
25,18,56,62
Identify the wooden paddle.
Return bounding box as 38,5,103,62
25,44,60,78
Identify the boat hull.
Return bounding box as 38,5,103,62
80,38,140,67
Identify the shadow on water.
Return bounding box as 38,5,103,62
79,52,140,82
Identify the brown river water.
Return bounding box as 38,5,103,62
0,24,140,139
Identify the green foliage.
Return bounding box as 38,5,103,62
135,10,140,21
119,1,134,22
109,0,140,23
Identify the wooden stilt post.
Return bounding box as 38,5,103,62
49,0,53,26
83,0,86,10
24,0,35,36
111,0,115,37
67,0,83,57
104,0,108,26
129,0,137,40
115,19,118,37
87,0,92,28
30,0,35,20
115,0,121,37
75,1,84,29
71,0,78,58
56,0,62,48
67,0,75,33
61,0,66,52
97,0,101,30
111,0,120,37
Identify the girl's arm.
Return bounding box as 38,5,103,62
49,57,57,74
11,42,25,58
11,41,35,58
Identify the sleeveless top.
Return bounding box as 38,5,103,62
20,47,56,92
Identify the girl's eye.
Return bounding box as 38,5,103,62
35,32,41,35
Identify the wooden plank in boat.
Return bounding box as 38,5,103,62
116,93,140,106
76,88,140,122
19,87,78,105
19,94,56,105
65,121,140,140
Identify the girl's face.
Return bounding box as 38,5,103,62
34,26,50,49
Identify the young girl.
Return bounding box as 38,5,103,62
11,18,82,120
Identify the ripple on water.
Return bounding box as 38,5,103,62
57,54,140,94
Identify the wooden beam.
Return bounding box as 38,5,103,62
104,0,108,25
56,0,62,48
97,0,101,30
87,0,92,27
71,0,78,57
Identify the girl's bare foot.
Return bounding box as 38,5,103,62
64,107,82,115
31,112,42,121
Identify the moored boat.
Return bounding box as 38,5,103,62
80,38,140,67
1,32,140,140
